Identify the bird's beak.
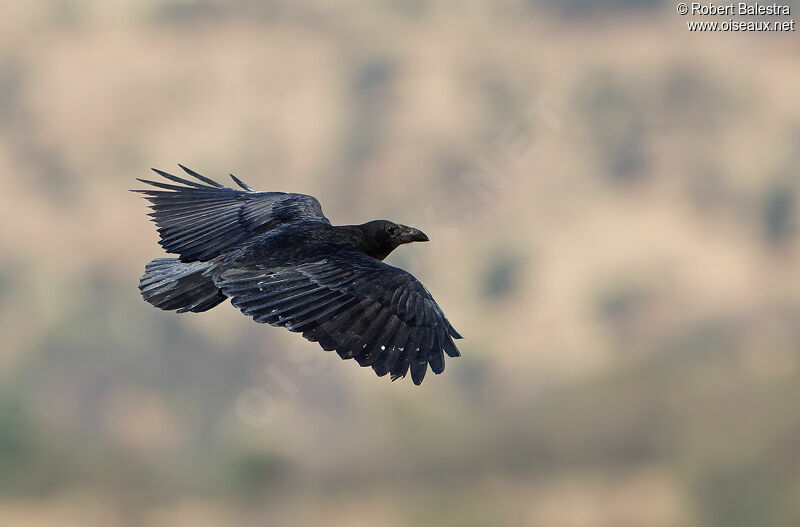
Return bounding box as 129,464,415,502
399,225,429,243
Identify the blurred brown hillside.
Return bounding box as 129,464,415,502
1,1,800,526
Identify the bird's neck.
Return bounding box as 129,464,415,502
334,224,395,261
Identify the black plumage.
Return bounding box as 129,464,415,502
134,166,461,385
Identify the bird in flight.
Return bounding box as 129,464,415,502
134,165,461,385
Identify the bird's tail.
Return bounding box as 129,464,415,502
139,258,226,313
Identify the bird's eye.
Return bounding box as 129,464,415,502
386,226,397,235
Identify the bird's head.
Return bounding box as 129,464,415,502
358,220,428,260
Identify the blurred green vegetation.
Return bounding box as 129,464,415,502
577,71,650,183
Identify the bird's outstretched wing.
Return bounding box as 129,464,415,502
213,252,462,385
133,166,329,262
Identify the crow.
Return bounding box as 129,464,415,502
134,166,461,385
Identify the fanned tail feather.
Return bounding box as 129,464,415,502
139,258,226,313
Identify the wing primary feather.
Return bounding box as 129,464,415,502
386,337,406,379
319,299,374,359
371,316,403,376
174,226,247,258
135,178,194,192
159,215,240,245
178,164,227,188
230,173,255,192
150,168,208,188
442,334,461,358
150,201,237,222
429,329,445,375
409,330,429,385
338,303,383,363
352,308,393,366
390,329,414,381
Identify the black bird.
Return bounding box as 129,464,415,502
134,166,461,385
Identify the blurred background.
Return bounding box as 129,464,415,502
2,1,800,525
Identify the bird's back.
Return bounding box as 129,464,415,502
220,221,362,268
